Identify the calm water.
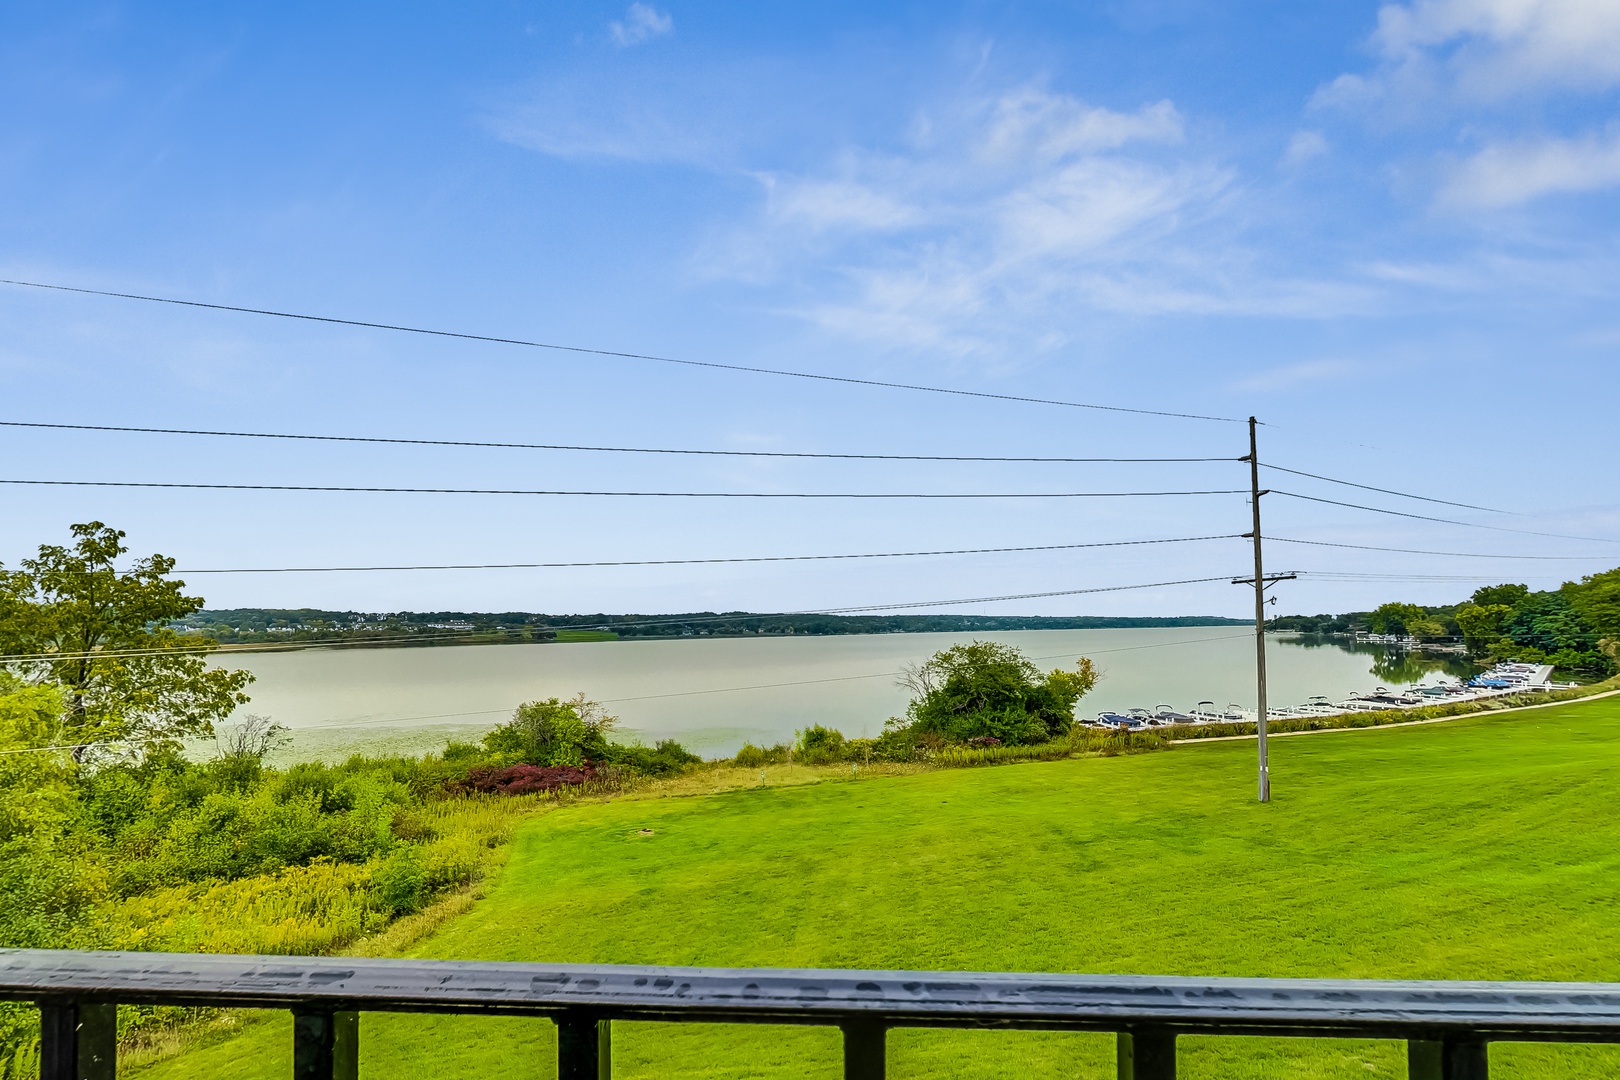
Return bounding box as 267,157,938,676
215,630,1467,759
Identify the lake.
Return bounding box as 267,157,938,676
214,630,1469,761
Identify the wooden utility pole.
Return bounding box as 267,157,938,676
1235,417,1294,804
1248,418,1269,802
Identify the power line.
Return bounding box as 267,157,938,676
1303,572,1518,582
1269,536,1612,562
0,478,1247,499
168,534,1244,574
803,576,1239,614
1260,464,1514,514
0,419,1238,465
0,278,1244,424
0,575,1244,664
1270,491,1620,544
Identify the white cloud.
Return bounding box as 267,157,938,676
1317,1,1620,209
610,3,673,48
688,86,1385,356
1232,359,1356,393
1373,0,1620,96
1282,130,1330,166
764,178,923,233
1320,0,1620,111
1441,127,1620,206
979,91,1183,163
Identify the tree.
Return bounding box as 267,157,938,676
1405,615,1450,641
902,641,1096,746
1455,604,1511,654
1503,591,1595,655
1367,602,1425,635
1471,583,1530,609
1564,568,1620,641
0,522,252,755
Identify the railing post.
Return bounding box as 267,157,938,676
40,1002,116,1080
1117,1027,1176,1080
842,1019,886,1080
557,1013,610,1080
1409,1036,1488,1079
292,1009,358,1080
1409,1039,1443,1079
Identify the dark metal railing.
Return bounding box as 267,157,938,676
6,949,1620,1079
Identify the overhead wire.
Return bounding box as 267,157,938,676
0,478,1247,499
165,533,1244,574
0,420,1237,464
1270,491,1620,544
1268,536,1611,562
0,278,1244,423
1301,572,1524,582
1260,464,1514,514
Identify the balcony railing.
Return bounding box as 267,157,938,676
5,949,1620,1079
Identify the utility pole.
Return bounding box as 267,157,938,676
1235,417,1295,804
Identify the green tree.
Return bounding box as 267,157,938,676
1471,583,1530,609
1564,568,1620,641
0,523,252,755
901,641,1096,746
1504,591,1595,655
1404,615,1449,641
1455,604,1512,654
1368,602,1425,635
0,676,104,950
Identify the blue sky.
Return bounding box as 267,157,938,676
1,0,1617,618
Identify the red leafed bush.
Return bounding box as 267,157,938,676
966,736,1003,747
456,763,597,795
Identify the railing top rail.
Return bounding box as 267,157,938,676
5,950,1620,1040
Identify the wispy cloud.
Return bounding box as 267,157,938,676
1282,129,1329,167
1441,126,1620,206
695,87,1382,354
1373,0,1620,98
1231,359,1356,393
1317,0,1620,210
610,3,673,48
1320,0,1620,113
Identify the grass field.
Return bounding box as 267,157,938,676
554,629,620,642
131,697,1620,1079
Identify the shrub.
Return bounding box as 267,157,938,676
901,641,1097,746
455,764,598,795
733,743,789,767
607,739,700,776
483,695,616,767
370,846,429,916
795,724,847,765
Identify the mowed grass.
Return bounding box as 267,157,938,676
133,697,1620,1079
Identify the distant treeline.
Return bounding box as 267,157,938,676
1267,568,1620,677
181,608,1247,647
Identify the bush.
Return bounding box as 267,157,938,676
734,743,790,767
482,695,616,767
795,724,847,765
901,642,1097,747
607,739,700,776
370,846,429,916
455,764,598,795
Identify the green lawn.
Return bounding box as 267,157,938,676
133,698,1620,1079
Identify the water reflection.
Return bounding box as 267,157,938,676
1282,634,1475,683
